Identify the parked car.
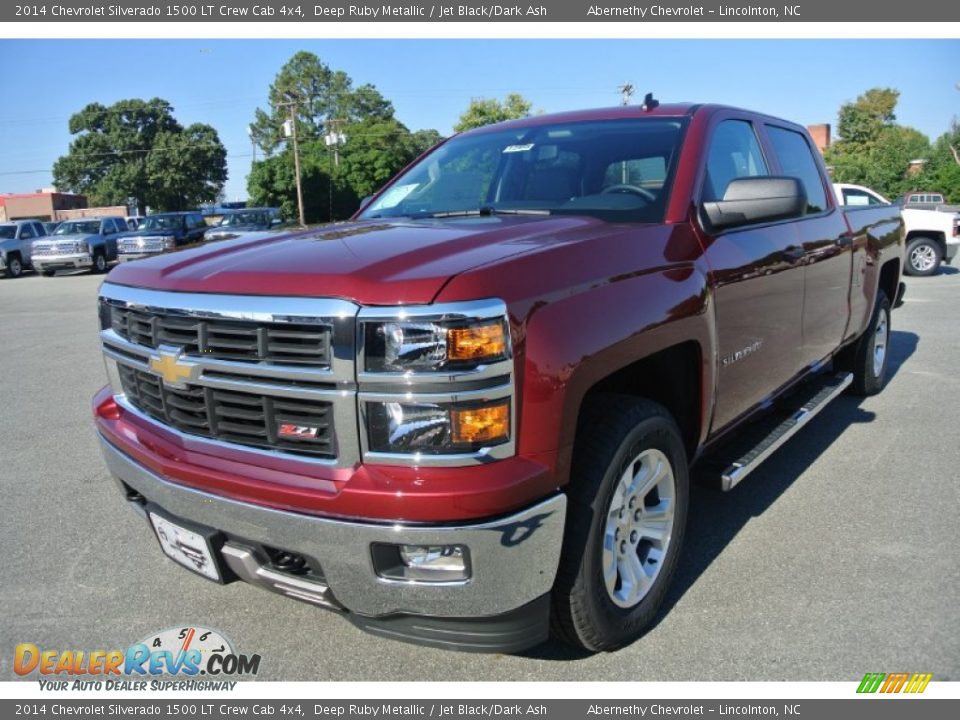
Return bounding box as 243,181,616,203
94,103,904,653
203,208,286,242
116,211,208,262
836,183,959,275
31,217,126,276
0,219,46,278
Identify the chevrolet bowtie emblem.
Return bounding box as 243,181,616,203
148,347,198,388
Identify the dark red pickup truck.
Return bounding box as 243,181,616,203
93,103,904,653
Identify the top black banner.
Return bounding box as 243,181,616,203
5,0,958,22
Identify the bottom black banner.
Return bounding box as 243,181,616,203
2,699,958,720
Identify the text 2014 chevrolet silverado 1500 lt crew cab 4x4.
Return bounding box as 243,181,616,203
93,104,904,653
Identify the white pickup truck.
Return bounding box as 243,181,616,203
834,183,959,276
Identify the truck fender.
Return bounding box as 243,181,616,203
517,264,715,476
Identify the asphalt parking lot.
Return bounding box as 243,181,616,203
1,267,958,682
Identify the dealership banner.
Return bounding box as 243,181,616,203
3,0,959,22
2,700,960,719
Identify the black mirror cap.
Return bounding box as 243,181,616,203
703,176,808,232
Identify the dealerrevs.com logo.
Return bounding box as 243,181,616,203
14,626,261,691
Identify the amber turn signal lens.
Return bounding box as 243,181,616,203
447,323,507,362
450,403,510,445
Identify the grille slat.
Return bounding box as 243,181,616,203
109,306,331,367
117,366,334,458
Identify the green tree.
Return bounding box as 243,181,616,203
247,51,440,222
145,124,228,211
52,98,227,213
825,87,931,199
835,88,899,145
453,93,533,132
918,121,960,202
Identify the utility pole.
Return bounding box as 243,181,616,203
618,82,634,106
280,94,306,228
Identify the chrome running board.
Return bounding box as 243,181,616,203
721,372,853,491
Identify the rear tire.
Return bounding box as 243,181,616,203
847,290,891,396
904,237,942,276
4,254,23,278
551,395,689,652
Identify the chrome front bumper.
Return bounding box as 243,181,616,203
32,252,93,270
98,434,566,620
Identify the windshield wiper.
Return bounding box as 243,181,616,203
428,206,551,218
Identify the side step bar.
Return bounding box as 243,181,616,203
721,372,853,491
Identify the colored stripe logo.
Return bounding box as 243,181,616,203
857,672,932,694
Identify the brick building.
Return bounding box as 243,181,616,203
807,124,831,155
0,191,87,222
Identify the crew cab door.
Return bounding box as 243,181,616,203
697,117,807,432
762,123,852,363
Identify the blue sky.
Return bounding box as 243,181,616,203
0,39,957,201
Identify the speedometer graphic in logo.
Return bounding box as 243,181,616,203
138,626,234,674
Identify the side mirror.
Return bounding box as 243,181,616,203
703,176,807,231
358,195,373,212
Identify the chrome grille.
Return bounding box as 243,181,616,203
33,242,82,256
119,237,164,253
109,306,332,367
117,364,335,457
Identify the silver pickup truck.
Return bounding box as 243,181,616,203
0,219,47,278
31,217,127,276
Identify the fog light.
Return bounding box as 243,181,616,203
372,543,470,582
400,545,467,573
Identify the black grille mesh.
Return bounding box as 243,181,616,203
118,364,335,458
110,306,331,367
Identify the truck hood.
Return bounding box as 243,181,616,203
105,215,613,305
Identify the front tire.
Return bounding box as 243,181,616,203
4,254,23,278
905,237,942,276
92,252,108,274
551,395,689,651
847,290,891,396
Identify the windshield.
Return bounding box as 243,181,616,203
54,221,100,235
139,215,184,231
360,117,686,223
0,226,16,239
221,211,269,227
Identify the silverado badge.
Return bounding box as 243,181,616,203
148,347,199,389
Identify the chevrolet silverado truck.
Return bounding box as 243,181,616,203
117,211,208,262
0,219,46,278
93,104,904,653
32,216,126,276
835,183,959,276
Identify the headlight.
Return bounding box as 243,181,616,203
161,235,176,249
81,242,91,254
366,398,510,455
363,317,509,373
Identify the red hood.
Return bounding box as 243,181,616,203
105,216,610,305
